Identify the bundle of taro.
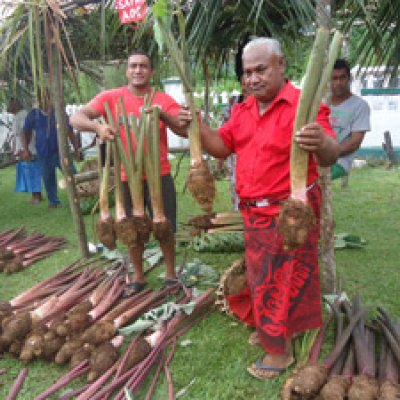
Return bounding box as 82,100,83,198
281,295,400,400
34,288,215,400
96,99,176,276
0,227,66,273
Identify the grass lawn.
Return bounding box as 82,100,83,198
0,157,399,399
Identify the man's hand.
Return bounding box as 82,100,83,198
96,123,116,141
295,122,326,153
20,148,32,162
157,105,192,137
175,105,192,129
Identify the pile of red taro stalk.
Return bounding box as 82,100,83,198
0,227,66,273
0,257,215,399
282,295,400,400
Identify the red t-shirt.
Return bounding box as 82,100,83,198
88,87,180,181
219,81,336,210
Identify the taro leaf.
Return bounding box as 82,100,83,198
335,232,366,244
334,238,347,249
179,259,219,287
119,301,196,335
191,232,244,253
143,247,163,267
334,232,367,249
101,247,125,260
119,320,154,335
153,20,164,52
153,0,170,52
152,0,168,18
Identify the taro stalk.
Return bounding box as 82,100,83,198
278,29,342,251
146,107,175,254
376,312,400,399
95,140,116,250
112,137,137,248
120,96,154,246
153,0,215,213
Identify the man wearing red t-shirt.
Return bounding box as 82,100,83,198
199,38,339,379
70,50,189,296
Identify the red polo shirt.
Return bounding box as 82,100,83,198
88,87,180,181
219,81,335,210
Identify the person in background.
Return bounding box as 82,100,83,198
70,50,190,296
20,94,80,208
196,37,339,379
7,98,42,204
329,58,371,179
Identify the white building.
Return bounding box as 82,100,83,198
351,66,400,149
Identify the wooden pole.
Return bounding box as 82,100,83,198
50,22,89,258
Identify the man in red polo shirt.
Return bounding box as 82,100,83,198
70,50,189,296
199,37,339,379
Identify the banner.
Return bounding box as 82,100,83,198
116,0,148,24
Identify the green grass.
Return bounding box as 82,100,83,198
0,159,399,399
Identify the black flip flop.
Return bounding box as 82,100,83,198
123,281,147,297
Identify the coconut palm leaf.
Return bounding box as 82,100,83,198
334,0,399,78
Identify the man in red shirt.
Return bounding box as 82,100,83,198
199,37,339,379
70,50,189,296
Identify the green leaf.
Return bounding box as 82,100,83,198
119,320,155,335
334,238,347,249
153,20,164,61
143,247,163,267
191,232,244,253
152,0,168,18
119,301,197,336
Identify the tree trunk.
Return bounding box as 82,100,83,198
51,31,89,258
317,0,337,294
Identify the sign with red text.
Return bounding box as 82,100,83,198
116,0,148,24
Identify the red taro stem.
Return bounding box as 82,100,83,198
34,360,89,400
5,368,28,400
322,308,365,370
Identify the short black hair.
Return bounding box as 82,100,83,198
333,58,351,77
127,50,153,69
235,34,253,82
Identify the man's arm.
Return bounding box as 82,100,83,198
66,123,82,161
70,105,115,141
159,108,191,137
199,121,231,159
339,131,365,156
19,129,32,161
295,122,340,167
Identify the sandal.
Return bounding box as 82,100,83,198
247,357,295,380
123,281,147,297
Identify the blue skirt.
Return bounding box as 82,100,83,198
15,160,42,193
